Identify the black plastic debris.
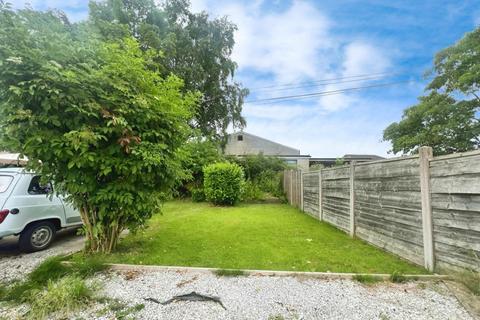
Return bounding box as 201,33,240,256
144,291,226,310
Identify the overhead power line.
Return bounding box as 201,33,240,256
244,79,413,105
249,72,395,90
250,74,393,93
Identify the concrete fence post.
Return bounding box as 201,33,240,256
349,161,356,237
289,170,293,205
318,169,323,221
300,171,304,211
419,146,435,271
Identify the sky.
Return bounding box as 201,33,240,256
9,0,480,157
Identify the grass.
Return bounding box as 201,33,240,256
0,255,108,320
1,255,106,303
28,275,95,319
99,200,425,274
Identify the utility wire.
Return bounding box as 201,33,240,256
250,74,392,93
249,72,395,90
245,79,413,105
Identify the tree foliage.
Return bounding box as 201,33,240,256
89,0,248,138
228,154,286,199
0,4,197,252
384,27,480,155
177,135,223,195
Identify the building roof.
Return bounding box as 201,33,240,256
230,132,301,154
343,154,385,160
226,132,303,156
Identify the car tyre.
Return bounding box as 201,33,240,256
19,221,56,252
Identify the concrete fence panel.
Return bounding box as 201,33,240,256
303,171,320,219
321,166,351,233
354,156,425,266
282,148,480,272
430,151,480,272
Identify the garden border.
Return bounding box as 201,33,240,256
66,262,450,280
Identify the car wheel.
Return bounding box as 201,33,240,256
19,221,56,252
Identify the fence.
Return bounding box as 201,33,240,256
283,146,480,272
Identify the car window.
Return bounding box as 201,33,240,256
28,176,53,195
0,175,13,193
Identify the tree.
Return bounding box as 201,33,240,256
177,135,223,195
384,92,479,154
89,0,248,139
384,27,480,155
0,4,197,253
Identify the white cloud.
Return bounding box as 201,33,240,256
204,1,333,84
342,41,391,77
194,1,396,156
243,103,312,121
243,97,406,157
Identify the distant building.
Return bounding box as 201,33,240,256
224,132,311,170
224,132,385,170
310,154,385,167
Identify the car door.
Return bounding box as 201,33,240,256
59,196,82,226
6,174,66,228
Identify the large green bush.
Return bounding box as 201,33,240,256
0,6,196,253
203,162,244,205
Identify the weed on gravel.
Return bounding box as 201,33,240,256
352,274,384,285
214,269,247,277
455,269,480,296
97,299,145,320
390,271,407,283
0,255,108,319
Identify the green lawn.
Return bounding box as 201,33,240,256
101,200,425,274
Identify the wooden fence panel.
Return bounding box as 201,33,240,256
354,157,424,266
430,152,480,271
322,166,350,232
282,149,480,271
303,171,320,219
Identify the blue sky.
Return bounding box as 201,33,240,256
10,0,480,157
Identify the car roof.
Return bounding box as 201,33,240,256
0,167,29,174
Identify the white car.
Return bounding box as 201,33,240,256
0,167,82,252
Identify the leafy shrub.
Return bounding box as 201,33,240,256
191,187,206,202
242,180,265,201
0,8,197,253
229,154,285,181
178,137,224,196
228,155,286,200
204,162,244,205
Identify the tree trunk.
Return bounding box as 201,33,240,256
79,205,124,254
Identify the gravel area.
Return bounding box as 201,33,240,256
0,231,474,320
0,229,84,283
93,269,473,320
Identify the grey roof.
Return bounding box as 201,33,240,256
343,154,385,160
230,132,301,154
0,167,25,173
